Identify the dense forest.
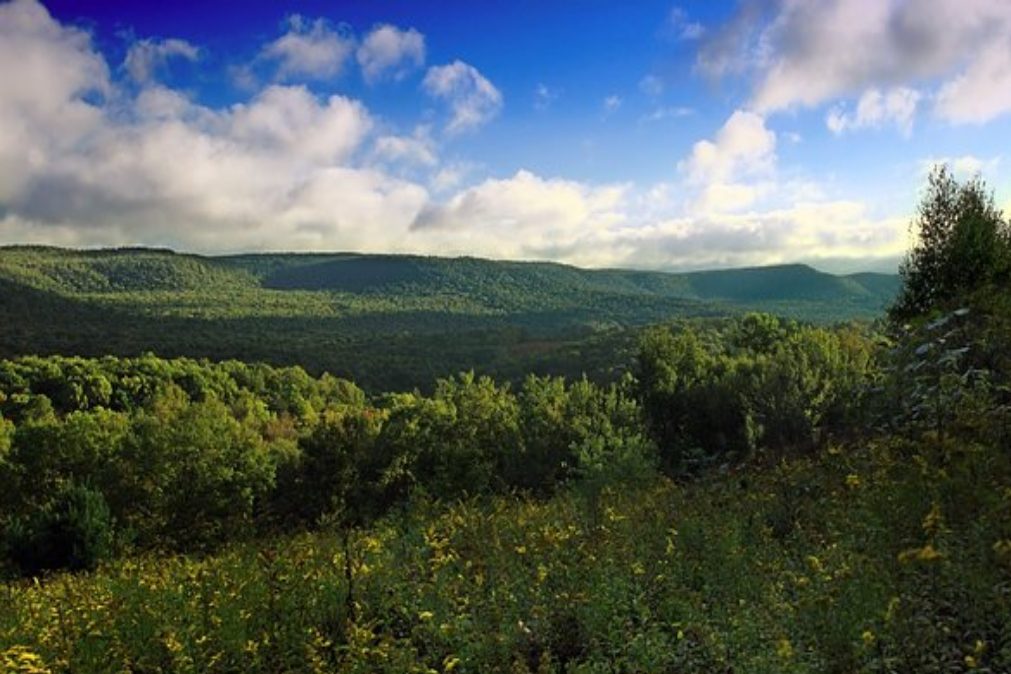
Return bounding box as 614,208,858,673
2,167,1010,672
0,246,898,392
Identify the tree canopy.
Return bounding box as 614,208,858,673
890,165,1010,321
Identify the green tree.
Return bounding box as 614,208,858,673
4,482,116,576
891,165,1010,321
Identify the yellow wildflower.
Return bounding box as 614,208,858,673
884,596,901,622
922,502,944,536
861,630,876,646
776,638,794,659
898,544,943,564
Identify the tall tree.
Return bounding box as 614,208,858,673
890,165,1009,321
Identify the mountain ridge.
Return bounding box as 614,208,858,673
0,246,900,390
0,245,898,306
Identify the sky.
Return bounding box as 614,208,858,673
1,0,1010,272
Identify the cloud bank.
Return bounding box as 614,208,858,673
0,0,943,272
700,0,1011,124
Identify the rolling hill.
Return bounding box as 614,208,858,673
0,246,899,391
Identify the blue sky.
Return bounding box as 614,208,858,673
2,0,1010,271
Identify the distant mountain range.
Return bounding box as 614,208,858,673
0,246,900,390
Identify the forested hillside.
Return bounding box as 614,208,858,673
0,247,897,391
2,168,1008,673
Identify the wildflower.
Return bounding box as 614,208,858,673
514,545,527,555
884,596,901,622
2,646,52,674
965,655,978,669
922,502,944,536
443,656,461,672
845,474,860,489
861,630,876,646
776,638,794,659
898,544,943,563
418,611,434,621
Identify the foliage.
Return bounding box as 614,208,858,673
4,483,116,576
2,415,1010,673
0,353,658,574
0,247,897,393
635,315,876,473
890,165,1010,321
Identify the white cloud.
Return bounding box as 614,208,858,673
603,95,622,114
228,85,372,165
372,126,437,167
262,15,354,81
639,74,664,97
410,170,629,265
680,109,776,186
0,1,432,253
701,0,1011,124
826,87,921,136
0,0,918,272
356,24,425,83
641,106,694,123
920,155,1002,180
124,37,198,84
935,41,1011,124
613,202,907,271
669,7,704,40
422,60,502,134
0,0,109,203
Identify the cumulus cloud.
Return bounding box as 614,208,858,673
603,95,623,115
0,0,915,272
123,37,198,84
410,170,629,264
680,109,775,189
261,15,354,81
826,87,921,136
372,126,437,167
356,24,425,83
701,0,1011,124
935,41,1011,124
422,60,502,134
0,1,431,253
613,202,907,271
0,0,109,203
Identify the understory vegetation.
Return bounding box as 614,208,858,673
1,166,1010,672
